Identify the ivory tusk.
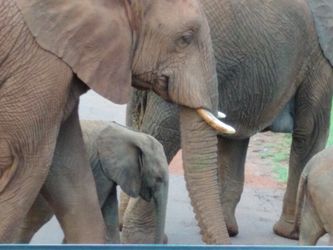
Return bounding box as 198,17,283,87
217,111,226,119
197,108,236,135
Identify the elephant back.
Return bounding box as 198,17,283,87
307,0,333,66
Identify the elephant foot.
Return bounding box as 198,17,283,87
223,207,239,237
273,217,298,240
163,234,168,244
226,221,239,237
225,215,238,237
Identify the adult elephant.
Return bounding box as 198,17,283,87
123,0,333,242
0,0,233,243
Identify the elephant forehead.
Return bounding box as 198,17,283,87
147,0,202,29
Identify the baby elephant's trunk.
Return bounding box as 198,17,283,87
121,184,168,244
153,183,168,243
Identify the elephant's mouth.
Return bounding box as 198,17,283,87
132,74,171,102
132,74,235,135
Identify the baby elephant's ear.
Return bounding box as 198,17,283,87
307,0,333,66
16,0,133,104
96,126,142,198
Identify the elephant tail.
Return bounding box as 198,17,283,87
292,168,309,237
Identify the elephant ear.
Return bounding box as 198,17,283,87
307,0,333,66
16,0,133,104
96,124,142,197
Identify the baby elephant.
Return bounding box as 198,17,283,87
14,121,169,244
293,147,333,245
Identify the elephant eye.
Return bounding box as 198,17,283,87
177,31,194,49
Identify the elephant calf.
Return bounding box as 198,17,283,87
293,147,333,245
14,121,169,244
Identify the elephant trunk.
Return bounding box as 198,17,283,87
180,106,230,244
153,182,168,244
121,198,154,244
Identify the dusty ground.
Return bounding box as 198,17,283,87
31,91,329,245
170,132,289,190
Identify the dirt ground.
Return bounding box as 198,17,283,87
170,132,289,190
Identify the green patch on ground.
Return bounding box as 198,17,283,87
260,134,291,183
273,163,288,183
327,111,333,147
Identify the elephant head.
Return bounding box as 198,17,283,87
16,0,234,134
96,123,169,244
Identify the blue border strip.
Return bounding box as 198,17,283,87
0,246,331,250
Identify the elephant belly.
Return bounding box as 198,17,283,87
264,98,295,133
221,99,295,139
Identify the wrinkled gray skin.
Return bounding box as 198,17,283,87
307,0,333,65
0,0,227,243
122,0,333,241
13,121,169,244
293,147,333,245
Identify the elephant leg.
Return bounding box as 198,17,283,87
299,198,325,245
0,45,73,241
118,191,130,231
217,137,249,237
14,194,53,243
41,104,105,243
274,56,333,239
0,138,56,242
102,186,120,243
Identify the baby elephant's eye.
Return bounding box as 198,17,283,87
177,31,194,49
